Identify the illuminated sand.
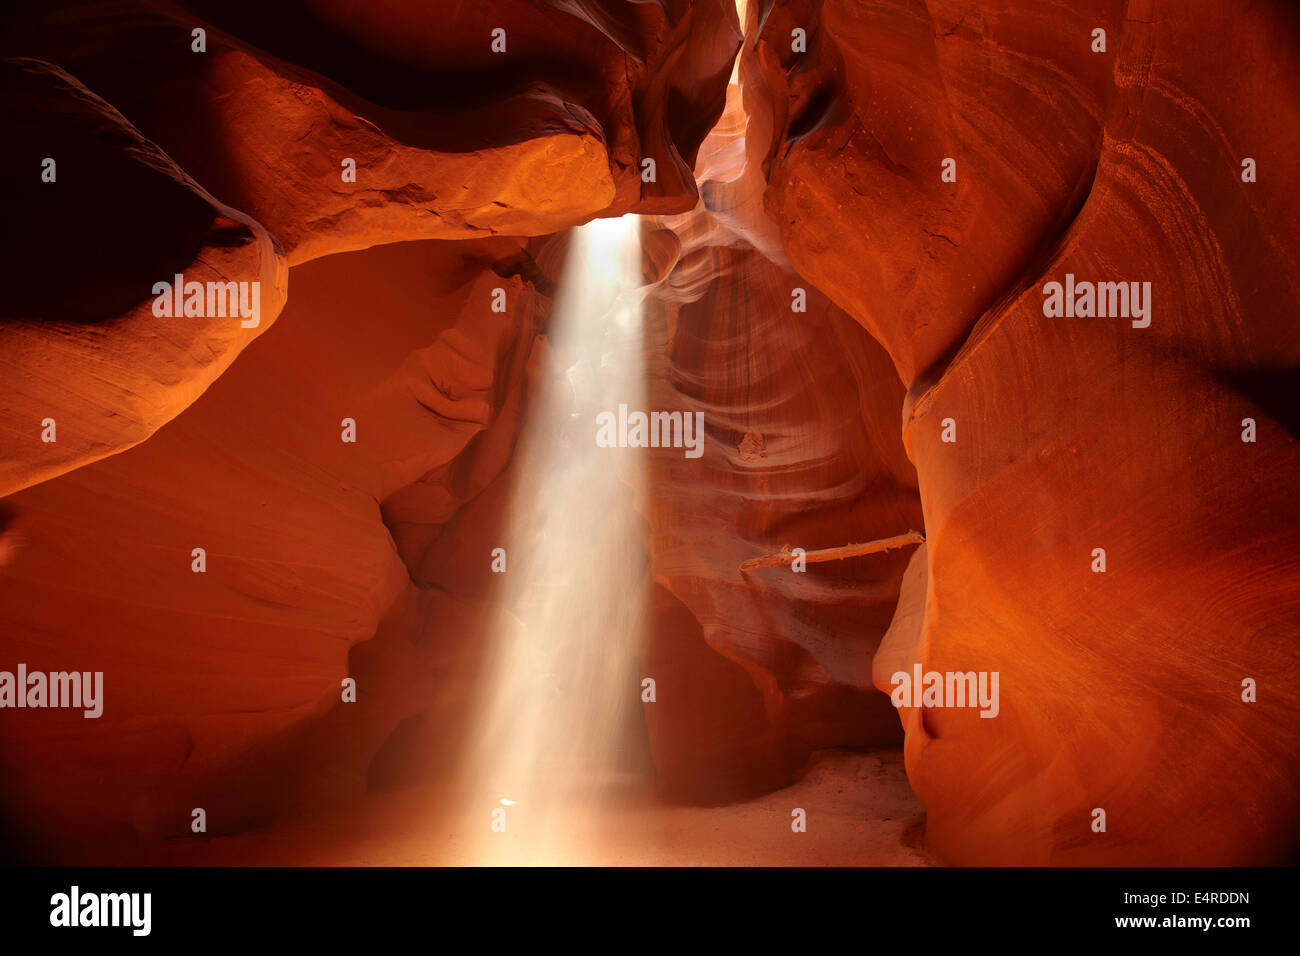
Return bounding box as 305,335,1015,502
139,751,931,867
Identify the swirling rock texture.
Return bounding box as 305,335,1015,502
0,0,745,860
749,0,1300,863
0,58,288,497
636,91,923,802
0,0,740,494
0,237,558,858
0,0,1297,867
639,233,923,804
2,0,741,263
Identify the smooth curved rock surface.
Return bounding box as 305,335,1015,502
637,209,923,801
0,58,287,497
751,0,1300,863
1,0,742,263
0,0,1296,868
0,239,546,856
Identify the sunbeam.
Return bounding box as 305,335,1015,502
459,216,649,865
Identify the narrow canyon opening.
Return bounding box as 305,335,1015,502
140,9,931,862
283,24,930,863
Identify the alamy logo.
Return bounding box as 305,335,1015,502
890,664,1000,718
0,665,103,718
595,404,704,459
151,273,261,328
1042,273,1151,328
50,886,150,936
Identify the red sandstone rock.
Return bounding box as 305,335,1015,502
1,0,742,264
636,214,923,801
0,58,287,498
753,0,1300,863
0,240,544,852
1,0,1296,869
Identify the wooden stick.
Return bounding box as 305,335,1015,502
740,530,925,571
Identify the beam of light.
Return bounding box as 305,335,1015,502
731,0,749,84
459,215,648,865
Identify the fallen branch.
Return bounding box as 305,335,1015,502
739,530,925,572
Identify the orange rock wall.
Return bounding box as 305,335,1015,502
749,0,1300,863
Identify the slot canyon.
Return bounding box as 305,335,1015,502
0,0,1297,867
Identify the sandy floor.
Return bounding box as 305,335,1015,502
142,749,933,866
